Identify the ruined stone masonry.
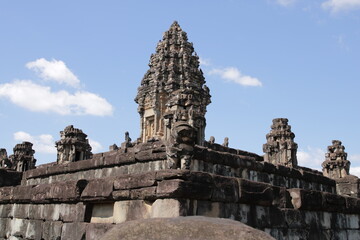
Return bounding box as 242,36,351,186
263,118,298,168
1,22,360,240
56,125,93,164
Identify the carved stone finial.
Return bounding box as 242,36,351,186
209,136,215,144
135,21,211,146
222,137,229,147
322,140,350,179
55,125,92,164
121,131,133,149
263,118,298,168
109,144,118,151
7,142,36,172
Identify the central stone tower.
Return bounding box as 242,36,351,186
135,21,211,146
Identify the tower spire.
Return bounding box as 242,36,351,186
135,21,211,145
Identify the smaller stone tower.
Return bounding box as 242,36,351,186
263,118,298,168
0,149,10,168
8,142,36,172
56,125,92,164
322,140,350,179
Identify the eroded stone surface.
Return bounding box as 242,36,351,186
100,216,275,240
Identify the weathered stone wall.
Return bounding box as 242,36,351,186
0,169,22,187
21,142,335,195
0,202,114,239
1,170,359,239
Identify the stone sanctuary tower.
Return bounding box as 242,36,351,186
263,118,298,168
322,140,350,179
56,125,93,164
7,142,36,172
1,22,360,240
135,21,211,146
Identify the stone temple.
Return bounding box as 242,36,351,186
1,21,360,240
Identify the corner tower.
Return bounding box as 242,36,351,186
135,21,211,145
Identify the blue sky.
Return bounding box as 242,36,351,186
0,0,360,176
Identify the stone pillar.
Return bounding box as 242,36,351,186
263,118,298,168
322,140,350,179
55,125,92,164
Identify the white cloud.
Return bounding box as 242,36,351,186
89,138,103,153
14,131,104,156
209,67,262,87
297,147,325,170
275,0,297,6
350,167,360,177
199,57,211,67
322,0,360,13
14,131,56,154
26,58,80,88
0,80,114,116
335,35,350,51
349,154,360,177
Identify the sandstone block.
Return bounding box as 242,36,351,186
113,200,151,223
151,199,188,218
112,190,130,200
0,187,13,203
81,178,113,199
155,169,190,180
86,223,114,240
113,172,156,190
0,218,9,238
12,186,34,202
59,203,86,222
42,204,60,221
157,179,212,200
42,221,63,240
25,219,42,240
211,175,239,202
47,180,87,201
9,218,27,238
282,209,305,228
90,203,114,223
322,192,346,212
130,186,157,200
196,200,224,218
0,204,12,217
288,188,323,210
100,216,275,240
12,204,29,219
238,179,276,206
61,222,87,240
